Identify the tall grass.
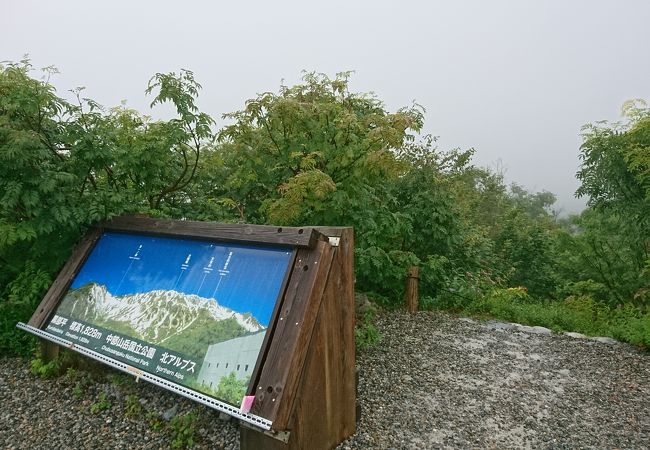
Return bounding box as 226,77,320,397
428,287,649,348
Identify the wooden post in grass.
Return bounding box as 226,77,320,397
40,340,59,362
404,266,419,313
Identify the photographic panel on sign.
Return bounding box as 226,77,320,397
43,231,293,407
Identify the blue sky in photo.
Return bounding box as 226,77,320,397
69,232,292,326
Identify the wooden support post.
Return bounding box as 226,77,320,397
40,339,60,362
240,228,356,450
404,266,419,313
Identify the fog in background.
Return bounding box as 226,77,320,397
2,0,649,214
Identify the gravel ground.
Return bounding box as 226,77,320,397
0,357,240,449
340,311,650,449
1,311,648,449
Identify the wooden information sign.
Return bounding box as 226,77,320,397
18,216,356,449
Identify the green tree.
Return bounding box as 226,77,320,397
215,372,249,406
212,72,433,298
492,208,559,298
556,210,643,306
214,72,424,225
575,100,650,306
0,60,214,354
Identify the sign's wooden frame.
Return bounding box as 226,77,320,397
23,215,356,449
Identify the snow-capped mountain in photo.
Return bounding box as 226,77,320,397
56,282,265,347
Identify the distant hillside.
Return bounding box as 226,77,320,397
57,283,265,359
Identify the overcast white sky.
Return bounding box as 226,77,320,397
2,0,649,214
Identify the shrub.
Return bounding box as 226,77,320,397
456,288,649,347
30,357,63,379
355,308,381,351
90,392,111,413
169,412,199,449
124,394,143,419
0,262,53,355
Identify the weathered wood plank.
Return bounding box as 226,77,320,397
28,228,102,328
40,339,60,362
337,228,357,437
240,424,287,450
312,226,346,237
104,215,319,248
285,227,356,447
250,240,335,424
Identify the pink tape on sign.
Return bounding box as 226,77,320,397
240,395,255,413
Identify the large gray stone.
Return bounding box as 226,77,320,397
590,336,619,345
516,325,552,335
162,404,178,421
564,332,587,339
484,321,518,331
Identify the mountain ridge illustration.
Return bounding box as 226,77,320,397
55,282,265,359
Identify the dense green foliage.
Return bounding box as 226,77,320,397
571,100,650,308
168,412,199,449
0,60,215,353
1,61,648,354
214,372,250,406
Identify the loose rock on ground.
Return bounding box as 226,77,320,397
339,311,649,449
1,311,648,449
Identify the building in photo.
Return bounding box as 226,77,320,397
198,331,266,389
